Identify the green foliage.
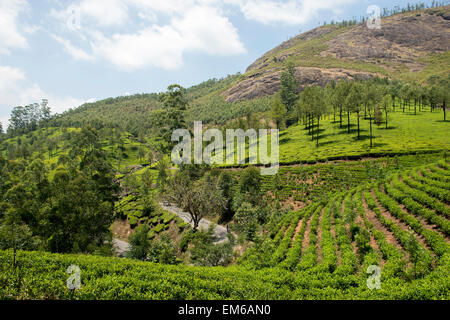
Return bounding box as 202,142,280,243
128,225,152,261
189,228,233,267
234,202,259,241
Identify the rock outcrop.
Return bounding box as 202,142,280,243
222,6,450,102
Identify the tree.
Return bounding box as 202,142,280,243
40,99,51,124
310,86,328,147
398,84,410,113
270,96,287,129
189,228,233,266
279,62,299,124
0,121,3,135
437,78,449,122
156,156,169,188
345,82,363,139
336,80,352,127
374,105,383,127
388,80,401,112
234,202,259,241
147,234,178,264
427,85,440,113
158,84,188,151
166,173,225,231
128,224,151,261
365,84,382,148
217,171,234,223
381,94,392,129
233,166,262,209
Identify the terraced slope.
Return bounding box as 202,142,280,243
1,161,449,299
223,6,450,102
260,161,450,281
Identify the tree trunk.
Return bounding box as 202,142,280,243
347,110,350,134
357,111,360,139
369,118,373,149
444,100,447,122
385,110,388,129
316,117,320,147
339,107,342,128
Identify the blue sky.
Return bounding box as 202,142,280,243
0,0,440,128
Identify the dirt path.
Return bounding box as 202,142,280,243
362,192,405,254
372,187,433,254
292,218,304,243
159,202,230,244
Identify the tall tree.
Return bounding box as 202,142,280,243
270,96,287,129
381,94,393,129
365,84,382,148
279,62,299,125
336,80,351,127
158,84,188,151
437,78,449,122
346,82,364,139
166,173,225,231
310,86,328,147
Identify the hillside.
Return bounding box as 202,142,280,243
50,5,450,132
223,5,450,102
1,160,449,299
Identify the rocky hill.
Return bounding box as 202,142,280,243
222,6,450,102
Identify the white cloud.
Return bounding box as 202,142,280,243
0,0,29,54
89,5,245,70
50,0,246,70
52,35,94,61
227,0,357,25
0,64,87,130
51,0,129,28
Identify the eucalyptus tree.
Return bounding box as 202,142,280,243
364,84,382,148
298,86,315,137
325,82,338,123
335,80,351,127
271,96,287,129
427,85,440,113
311,86,329,147
399,84,410,113
158,84,188,152
280,62,299,124
388,80,401,112
437,78,449,122
381,94,393,129
346,82,364,139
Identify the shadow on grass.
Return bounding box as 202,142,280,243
378,126,398,130
316,140,338,147
279,137,291,144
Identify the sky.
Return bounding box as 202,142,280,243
0,0,441,128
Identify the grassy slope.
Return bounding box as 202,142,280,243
278,108,449,164
243,6,450,84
